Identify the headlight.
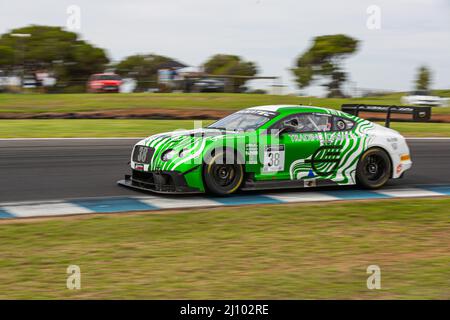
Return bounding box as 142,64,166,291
161,149,176,161
179,148,188,158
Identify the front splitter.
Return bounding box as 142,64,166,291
117,179,202,195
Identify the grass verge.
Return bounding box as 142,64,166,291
0,119,212,138
0,119,448,138
1,93,449,114
0,198,449,299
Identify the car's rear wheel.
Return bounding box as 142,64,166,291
356,148,391,189
203,150,244,195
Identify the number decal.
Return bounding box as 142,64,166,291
137,147,148,163
263,145,285,173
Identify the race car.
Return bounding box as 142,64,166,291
401,90,449,107
118,104,424,195
87,73,122,93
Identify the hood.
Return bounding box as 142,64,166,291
372,123,403,138
143,128,237,145
137,128,241,171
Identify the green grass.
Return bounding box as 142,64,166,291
434,89,450,97
0,119,212,138
0,119,448,138
1,92,449,114
387,122,450,137
0,198,448,299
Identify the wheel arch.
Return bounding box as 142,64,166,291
360,145,394,178
202,146,246,195
203,145,246,166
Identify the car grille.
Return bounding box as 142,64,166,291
131,170,183,192
132,146,155,164
131,170,155,184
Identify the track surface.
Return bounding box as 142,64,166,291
0,138,449,203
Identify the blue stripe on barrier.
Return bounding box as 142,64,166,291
323,189,391,200
70,197,158,213
0,209,14,219
211,194,284,206
421,185,450,196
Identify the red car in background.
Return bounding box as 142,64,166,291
87,73,122,93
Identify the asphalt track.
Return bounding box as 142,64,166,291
0,138,449,203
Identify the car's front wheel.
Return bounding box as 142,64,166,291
203,150,244,195
356,148,392,189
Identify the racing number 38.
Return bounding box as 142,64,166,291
263,145,285,173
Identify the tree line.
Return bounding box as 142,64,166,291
0,25,432,95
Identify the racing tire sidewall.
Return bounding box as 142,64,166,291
356,147,392,189
203,150,244,196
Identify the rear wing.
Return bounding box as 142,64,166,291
341,104,432,128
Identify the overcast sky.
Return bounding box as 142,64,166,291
1,0,449,95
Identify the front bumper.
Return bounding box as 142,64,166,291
394,159,412,178
118,169,201,194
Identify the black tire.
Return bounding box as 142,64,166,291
203,150,244,195
356,148,392,189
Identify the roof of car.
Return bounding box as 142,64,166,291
248,105,330,114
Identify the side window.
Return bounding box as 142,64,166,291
304,114,332,132
333,116,355,131
278,113,331,133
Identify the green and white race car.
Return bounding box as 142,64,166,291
119,104,417,195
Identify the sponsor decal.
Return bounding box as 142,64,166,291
387,137,398,150
304,179,317,188
135,164,144,171
289,133,319,142
246,144,259,164
237,109,278,118
335,119,346,131
289,132,354,143
306,145,343,176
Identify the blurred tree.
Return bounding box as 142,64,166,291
292,34,359,97
0,25,109,89
115,54,176,91
203,54,258,92
415,66,431,91
0,46,14,67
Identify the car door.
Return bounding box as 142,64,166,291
320,115,358,182
260,113,334,184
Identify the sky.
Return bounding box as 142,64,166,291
1,0,449,95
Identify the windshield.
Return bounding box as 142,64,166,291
208,109,277,131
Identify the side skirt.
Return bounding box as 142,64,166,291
241,177,340,191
